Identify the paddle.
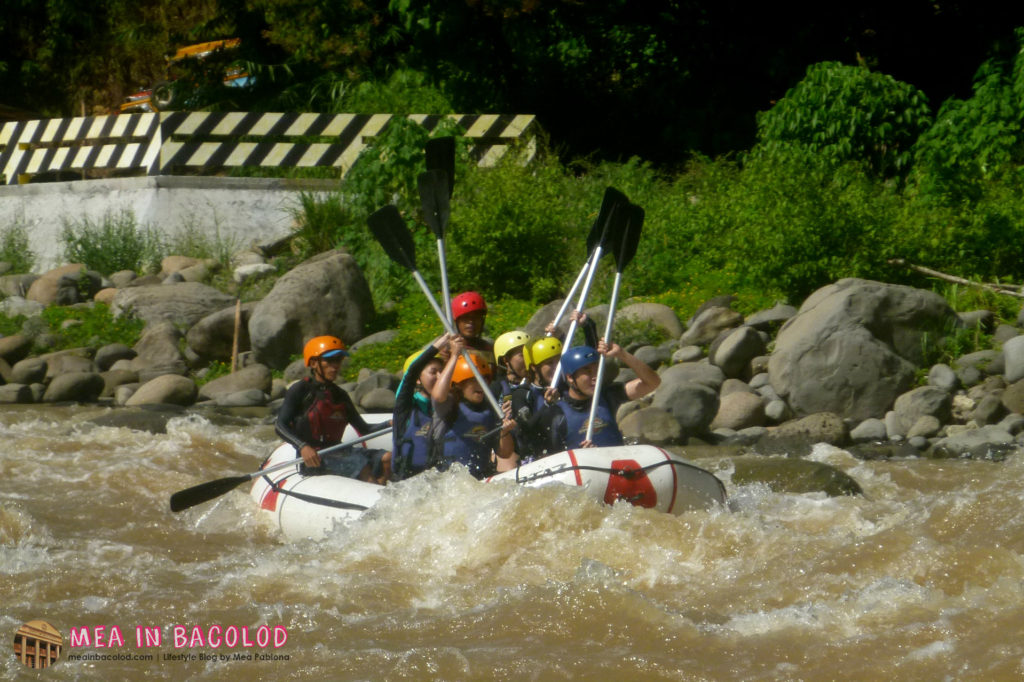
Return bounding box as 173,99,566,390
420,136,456,321
548,187,629,335
425,136,455,199
585,203,644,442
368,205,504,419
418,168,453,323
548,188,629,393
169,427,393,512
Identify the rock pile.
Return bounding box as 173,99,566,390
3,256,1024,464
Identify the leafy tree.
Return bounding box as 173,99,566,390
912,27,1024,202
753,61,932,178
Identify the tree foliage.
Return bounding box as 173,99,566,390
753,62,932,178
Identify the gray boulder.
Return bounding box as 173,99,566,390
619,406,685,445
0,334,31,364
95,343,136,372
710,391,766,431
249,250,374,369
1001,379,1024,415
680,306,743,346
710,326,766,379
42,372,105,403
659,361,726,392
617,302,684,340
0,273,39,298
671,345,703,364
186,301,257,362
0,384,33,404
125,375,198,406
360,387,396,411
11,357,47,385
1003,335,1024,384
111,281,236,328
215,389,268,407
130,322,188,382
927,364,959,393
745,303,798,331
892,386,952,433
930,425,1016,460
38,349,94,381
850,418,887,443
651,382,719,434
768,279,960,420
757,412,849,456
101,369,139,398
198,364,273,402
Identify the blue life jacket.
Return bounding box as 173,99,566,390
395,393,433,478
438,399,498,479
555,392,624,449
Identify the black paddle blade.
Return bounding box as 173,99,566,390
425,136,455,198
170,475,249,512
368,205,416,271
614,204,644,272
417,169,451,239
586,187,630,256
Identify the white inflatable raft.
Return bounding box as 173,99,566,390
251,419,726,540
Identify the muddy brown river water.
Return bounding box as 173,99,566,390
2,405,1023,680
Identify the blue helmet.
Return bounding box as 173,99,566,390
561,346,599,377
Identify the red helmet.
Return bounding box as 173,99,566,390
303,336,348,366
452,291,487,320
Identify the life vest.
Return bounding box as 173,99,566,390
555,391,624,449
299,379,350,447
395,394,433,478
438,399,497,479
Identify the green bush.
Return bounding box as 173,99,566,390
0,220,35,274
39,303,145,350
754,61,932,178
61,210,164,276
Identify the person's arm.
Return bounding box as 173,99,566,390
599,338,661,400
275,382,322,467
431,336,464,405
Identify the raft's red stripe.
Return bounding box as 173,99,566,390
567,449,583,486
260,477,288,511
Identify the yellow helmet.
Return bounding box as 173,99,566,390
494,330,531,365
526,337,562,369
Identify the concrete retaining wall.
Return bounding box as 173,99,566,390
0,176,340,270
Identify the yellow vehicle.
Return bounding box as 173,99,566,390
119,39,250,113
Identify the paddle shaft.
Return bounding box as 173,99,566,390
548,240,605,393
585,270,624,442
548,254,594,335
436,238,453,324
410,270,504,419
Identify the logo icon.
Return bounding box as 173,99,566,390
13,620,62,668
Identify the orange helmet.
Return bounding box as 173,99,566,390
451,351,492,385
303,336,348,366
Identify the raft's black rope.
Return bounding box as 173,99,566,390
260,474,369,512
513,457,689,484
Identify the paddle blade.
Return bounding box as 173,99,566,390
586,187,629,256
170,475,249,512
614,204,644,272
425,136,455,198
368,205,416,271
417,169,451,239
